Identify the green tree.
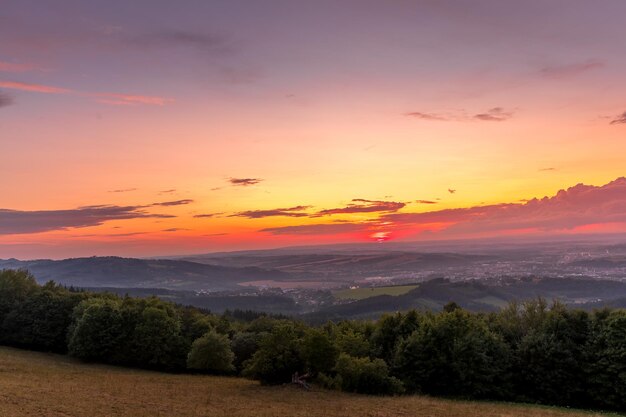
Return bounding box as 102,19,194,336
130,303,187,370
244,323,305,385
67,298,125,362
231,331,261,372
1,282,84,352
394,309,511,398
187,330,235,373
301,328,338,375
585,309,626,409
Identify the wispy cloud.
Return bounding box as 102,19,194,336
540,59,604,79
406,107,514,122
261,222,368,235
127,30,232,54
473,107,513,122
162,227,189,232
0,91,14,108
315,199,405,216
0,61,36,73
0,80,69,94
0,205,174,235
230,205,311,219
152,199,194,207
193,212,223,218
0,80,171,106
94,93,172,106
539,167,556,172
415,200,438,204
108,188,137,193
405,111,448,121
610,111,626,125
229,177,263,186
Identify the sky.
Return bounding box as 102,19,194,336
1,0,626,259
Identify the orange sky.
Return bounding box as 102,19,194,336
1,1,626,259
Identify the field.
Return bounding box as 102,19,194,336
333,285,419,300
0,347,617,417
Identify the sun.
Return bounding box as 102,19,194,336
370,231,391,242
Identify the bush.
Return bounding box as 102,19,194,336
334,353,403,395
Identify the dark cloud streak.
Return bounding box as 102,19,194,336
230,206,311,219
229,178,263,186
610,112,626,125
0,205,174,235
315,199,405,216
152,199,194,207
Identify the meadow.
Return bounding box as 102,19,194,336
0,346,618,417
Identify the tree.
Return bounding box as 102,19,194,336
67,298,125,362
231,332,260,372
301,328,338,375
394,309,511,398
514,304,590,406
129,302,187,370
0,269,39,340
244,323,305,385
585,309,626,409
1,282,83,352
187,330,235,373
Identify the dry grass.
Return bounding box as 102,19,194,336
0,346,618,417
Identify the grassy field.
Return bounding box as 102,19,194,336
333,285,419,300
0,346,618,417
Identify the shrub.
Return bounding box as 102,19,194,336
334,353,403,395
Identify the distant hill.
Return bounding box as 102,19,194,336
179,251,491,281
306,277,626,321
0,256,289,291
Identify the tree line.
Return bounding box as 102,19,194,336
0,269,624,411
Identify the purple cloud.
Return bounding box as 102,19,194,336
474,107,513,122
229,177,263,186
315,199,405,216
405,111,448,121
610,112,626,125
230,205,311,219
540,59,604,79
193,212,223,218
152,199,194,206
0,205,174,235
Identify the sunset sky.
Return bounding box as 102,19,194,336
1,0,626,259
